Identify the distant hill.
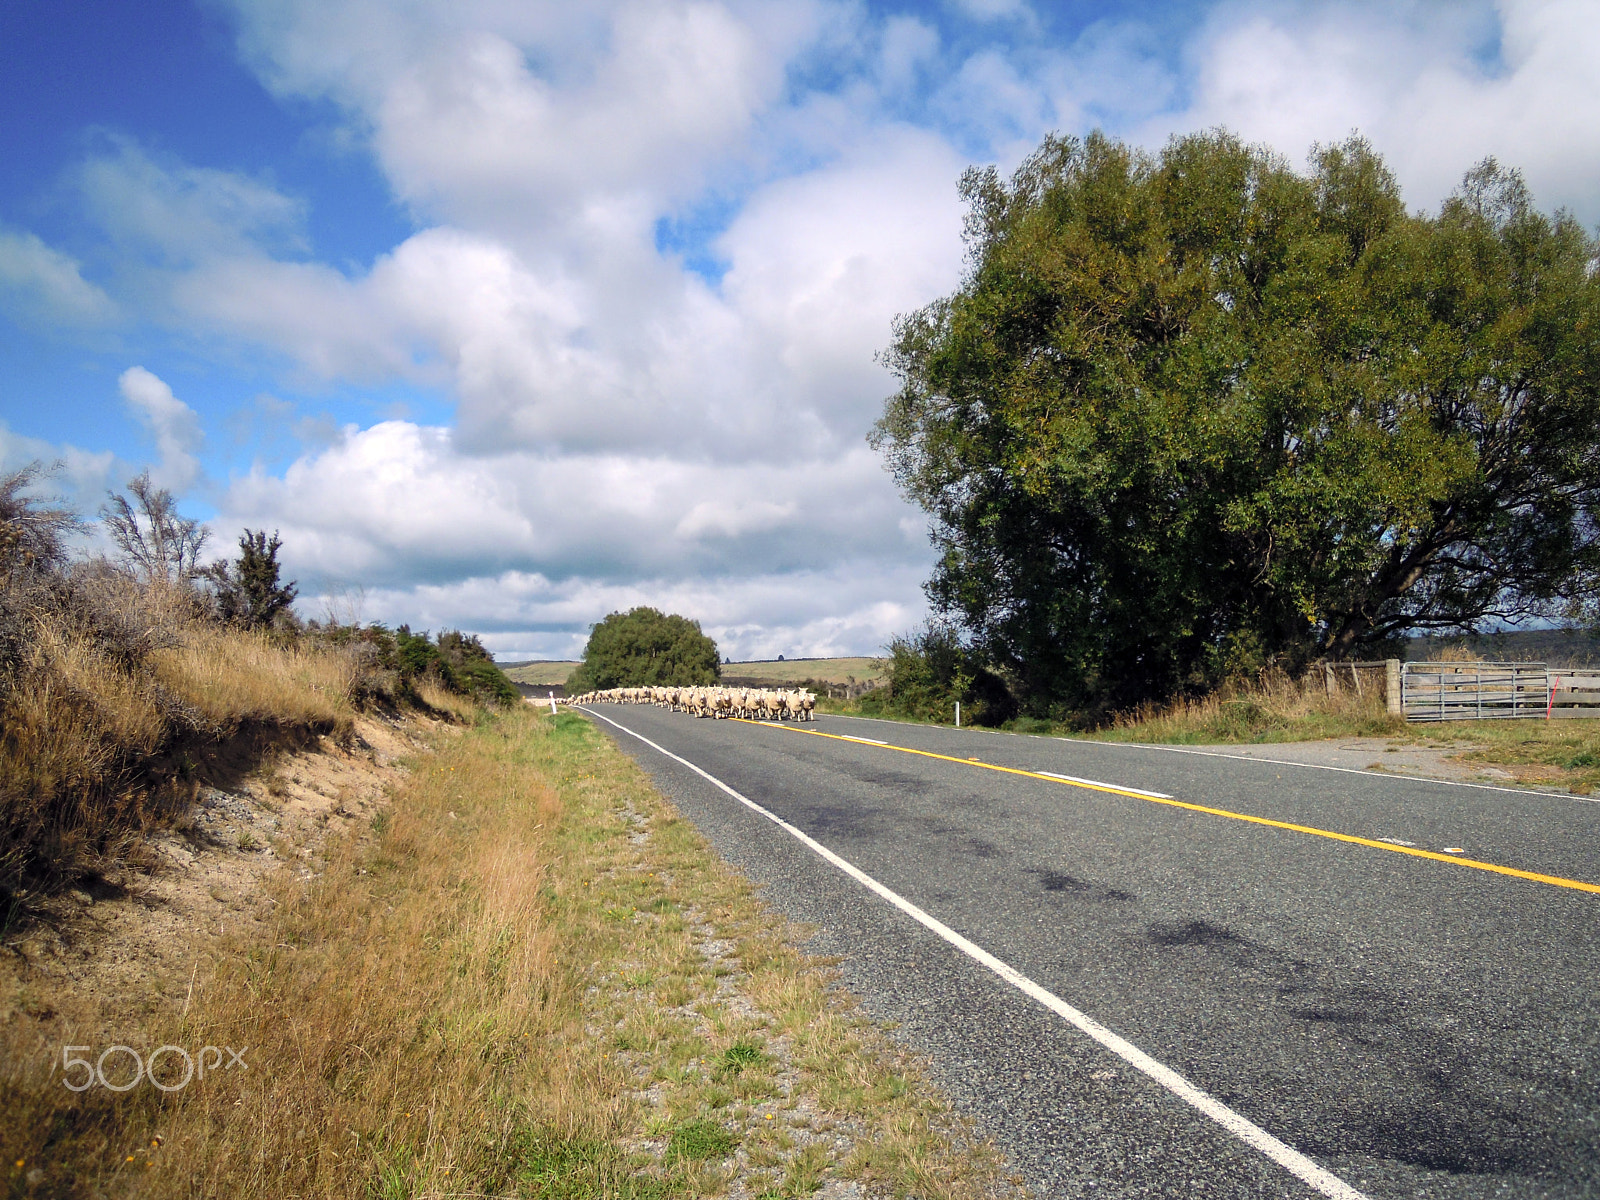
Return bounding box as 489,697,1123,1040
499,661,579,686
1407,628,1600,667
498,655,887,690
719,656,885,687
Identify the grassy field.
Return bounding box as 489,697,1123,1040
500,660,580,686
502,657,888,689
3,704,1015,1198
1407,628,1600,666
1398,718,1600,793
720,658,885,686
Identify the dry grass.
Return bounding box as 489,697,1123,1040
151,625,356,736
1093,670,1407,744
2,705,1016,1199
413,677,479,723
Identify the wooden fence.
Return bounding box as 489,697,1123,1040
1400,662,1551,722
1545,669,1600,719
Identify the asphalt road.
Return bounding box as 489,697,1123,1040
576,704,1600,1200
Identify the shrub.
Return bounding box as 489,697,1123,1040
393,625,519,707
881,623,1017,727
202,528,299,629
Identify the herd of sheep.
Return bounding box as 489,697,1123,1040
569,684,817,721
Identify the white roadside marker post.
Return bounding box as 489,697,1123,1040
549,690,558,715
955,701,960,728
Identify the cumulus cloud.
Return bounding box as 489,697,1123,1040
0,229,117,326
1154,0,1600,220
118,366,204,490
310,559,930,662
0,422,118,504
215,419,928,588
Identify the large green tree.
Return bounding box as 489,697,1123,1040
566,607,720,692
873,130,1600,713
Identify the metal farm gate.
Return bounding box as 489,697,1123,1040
1400,662,1550,722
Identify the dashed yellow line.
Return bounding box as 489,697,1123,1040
733,718,1600,896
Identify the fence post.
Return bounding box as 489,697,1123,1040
1385,660,1402,715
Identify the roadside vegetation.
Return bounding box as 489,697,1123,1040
3,468,1011,1197
821,639,1403,743
820,635,1600,794
0,462,514,910
4,703,1017,1199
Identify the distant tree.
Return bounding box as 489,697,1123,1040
874,130,1600,714
566,607,720,692
101,471,208,585
204,529,298,629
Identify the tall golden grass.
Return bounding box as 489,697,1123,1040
1099,667,1406,744
150,624,356,735
2,711,574,1198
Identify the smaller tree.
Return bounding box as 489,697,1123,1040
101,471,208,585
0,462,76,592
204,529,298,629
567,607,720,692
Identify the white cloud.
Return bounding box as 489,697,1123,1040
0,422,118,505
947,0,1032,24
118,367,204,490
79,135,308,266
305,559,928,662
216,419,929,587
0,229,117,326
1159,0,1600,220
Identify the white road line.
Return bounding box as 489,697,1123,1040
839,734,889,745
826,714,1598,805
579,706,1369,1200
1035,770,1172,799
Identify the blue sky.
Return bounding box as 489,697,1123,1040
2,0,1596,658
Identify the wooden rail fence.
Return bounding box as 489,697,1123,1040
1397,661,1598,722
1545,669,1600,719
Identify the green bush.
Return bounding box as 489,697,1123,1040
882,624,1017,727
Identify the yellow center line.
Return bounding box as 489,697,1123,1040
733,718,1600,896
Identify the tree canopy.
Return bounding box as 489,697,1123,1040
566,607,721,692
873,130,1600,714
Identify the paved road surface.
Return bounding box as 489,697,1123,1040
576,705,1600,1200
